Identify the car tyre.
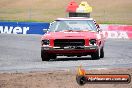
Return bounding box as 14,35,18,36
100,47,104,58
41,50,50,61
91,49,100,60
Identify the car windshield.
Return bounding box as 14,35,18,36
49,20,97,32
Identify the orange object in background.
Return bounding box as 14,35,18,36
66,0,78,12
77,65,86,76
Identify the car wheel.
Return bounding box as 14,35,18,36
41,50,50,61
91,49,100,60
100,47,104,58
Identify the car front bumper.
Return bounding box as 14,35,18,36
41,45,98,55
42,45,98,50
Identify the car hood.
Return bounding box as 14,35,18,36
42,31,98,40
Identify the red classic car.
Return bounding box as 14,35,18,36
41,17,105,61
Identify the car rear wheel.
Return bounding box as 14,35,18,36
41,50,50,61
100,47,104,58
91,49,100,60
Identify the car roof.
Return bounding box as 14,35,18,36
56,17,94,21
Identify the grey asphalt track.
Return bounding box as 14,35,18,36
0,34,132,72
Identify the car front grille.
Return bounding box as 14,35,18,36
54,39,85,47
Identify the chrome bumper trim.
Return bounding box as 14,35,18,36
41,46,98,50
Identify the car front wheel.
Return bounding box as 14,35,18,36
100,47,104,58
91,49,100,60
41,50,50,61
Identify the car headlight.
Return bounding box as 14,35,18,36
41,40,50,45
89,39,96,45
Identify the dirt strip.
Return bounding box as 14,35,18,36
0,68,132,88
